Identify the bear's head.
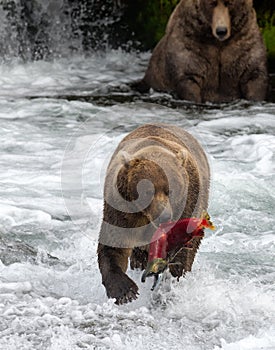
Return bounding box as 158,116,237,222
114,144,193,228
199,0,253,41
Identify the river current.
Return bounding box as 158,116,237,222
0,50,274,349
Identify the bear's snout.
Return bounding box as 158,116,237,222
212,1,231,41
215,26,228,40
149,196,172,225
158,205,172,224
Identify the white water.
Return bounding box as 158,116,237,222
0,50,274,350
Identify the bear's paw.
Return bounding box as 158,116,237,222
104,272,139,305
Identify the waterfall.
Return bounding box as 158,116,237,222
0,0,125,61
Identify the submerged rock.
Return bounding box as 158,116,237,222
0,235,58,266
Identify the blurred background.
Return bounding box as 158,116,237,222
0,0,273,64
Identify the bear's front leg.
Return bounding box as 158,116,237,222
176,74,203,103
130,246,148,270
168,236,203,278
240,68,268,101
97,244,139,304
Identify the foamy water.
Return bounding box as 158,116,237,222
0,50,274,350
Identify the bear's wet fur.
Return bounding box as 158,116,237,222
97,124,210,304
134,0,268,103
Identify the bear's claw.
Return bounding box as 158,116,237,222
115,289,139,305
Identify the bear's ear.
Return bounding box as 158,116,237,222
118,151,132,168
176,149,188,165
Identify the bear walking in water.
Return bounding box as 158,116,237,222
98,124,210,304
134,0,268,103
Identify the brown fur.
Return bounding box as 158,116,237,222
134,0,268,103
97,124,210,304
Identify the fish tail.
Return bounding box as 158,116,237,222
200,211,215,230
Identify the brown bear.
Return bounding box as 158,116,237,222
97,124,210,304
134,0,268,103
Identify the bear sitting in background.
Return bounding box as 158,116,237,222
134,0,268,103
98,124,210,304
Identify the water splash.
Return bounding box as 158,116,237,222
0,0,125,61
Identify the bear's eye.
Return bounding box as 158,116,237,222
210,0,218,7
